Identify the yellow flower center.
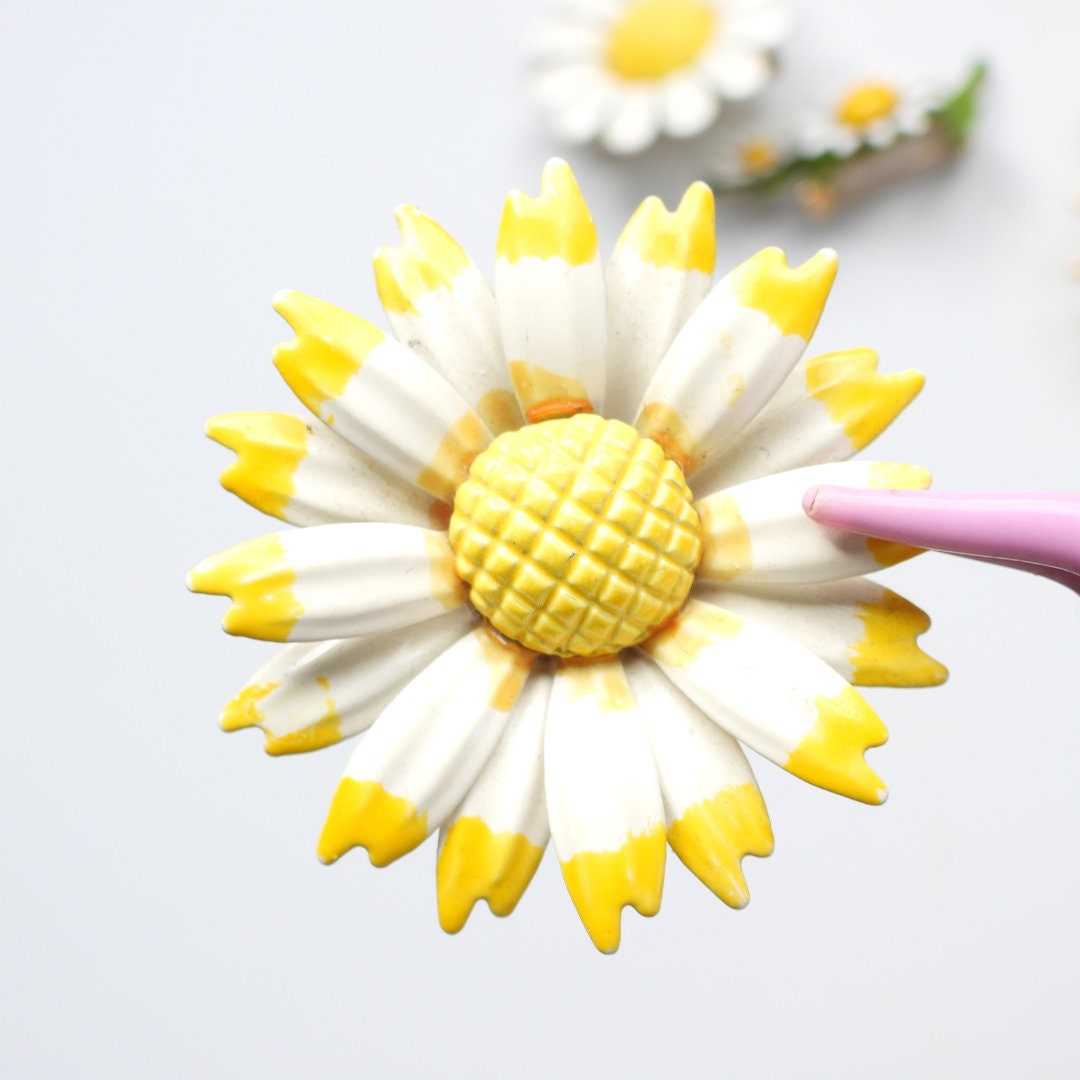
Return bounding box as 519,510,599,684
836,82,899,127
449,414,702,658
606,0,717,81
739,138,779,175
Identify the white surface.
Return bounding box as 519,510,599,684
2,1,1079,1076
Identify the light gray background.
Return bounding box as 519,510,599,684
4,1,1079,1076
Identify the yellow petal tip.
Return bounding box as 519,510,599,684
436,817,544,934
497,159,598,265
784,685,889,805
317,778,428,867
560,825,666,953
219,681,278,732
851,590,949,687
730,247,839,342
618,183,715,273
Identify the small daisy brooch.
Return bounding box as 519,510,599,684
190,159,945,952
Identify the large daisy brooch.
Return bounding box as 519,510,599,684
189,159,945,952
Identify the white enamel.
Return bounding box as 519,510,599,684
600,89,661,155
625,652,761,820
641,599,862,768
634,273,808,474
338,627,529,829
604,252,712,425
278,523,465,641
496,255,607,413
696,460,931,585
306,335,491,499
543,659,664,860
660,74,720,137
441,668,552,848
381,257,521,435
230,609,476,746
691,357,856,492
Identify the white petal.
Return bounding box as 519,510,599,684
692,579,947,687
545,657,666,952
604,183,714,423
640,599,889,804
694,460,931,586
700,49,771,99
317,626,536,866
187,523,468,643
273,291,491,505
496,160,607,419
692,348,925,491
599,89,662,155
436,671,552,931
661,74,720,138
373,207,522,435
218,609,477,754
206,412,439,528
634,247,838,477
626,652,773,906
726,0,794,48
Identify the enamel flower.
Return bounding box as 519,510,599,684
708,114,793,188
798,74,944,160
190,160,945,953
531,0,791,154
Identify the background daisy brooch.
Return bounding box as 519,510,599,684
530,0,792,154
189,159,946,953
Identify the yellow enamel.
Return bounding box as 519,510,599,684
374,205,472,317
265,678,343,755
561,824,666,953
422,531,470,612
474,624,536,712
449,414,701,657
606,0,716,80
436,817,544,933
668,782,774,908
508,360,594,423
641,600,745,669
187,534,302,642
476,388,525,436
739,138,780,176
317,777,428,867
696,493,754,581
496,160,598,266
851,589,948,687
272,291,385,418
634,400,704,475
207,412,308,521
837,82,899,127
616,183,716,274
783,686,889,805
558,656,636,713
414,407,492,504
728,247,838,343
220,681,278,732
804,350,925,451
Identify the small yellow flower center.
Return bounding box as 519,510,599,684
836,82,899,127
449,414,702,658
739,138,779,176
606,0,717,81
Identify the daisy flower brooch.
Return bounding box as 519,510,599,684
530,0,791,154
710,63,986,218
189,159,946,953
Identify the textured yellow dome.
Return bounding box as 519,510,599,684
449,414,702,658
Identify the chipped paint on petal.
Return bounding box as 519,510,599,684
220,681,278,732
783,686,889,805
